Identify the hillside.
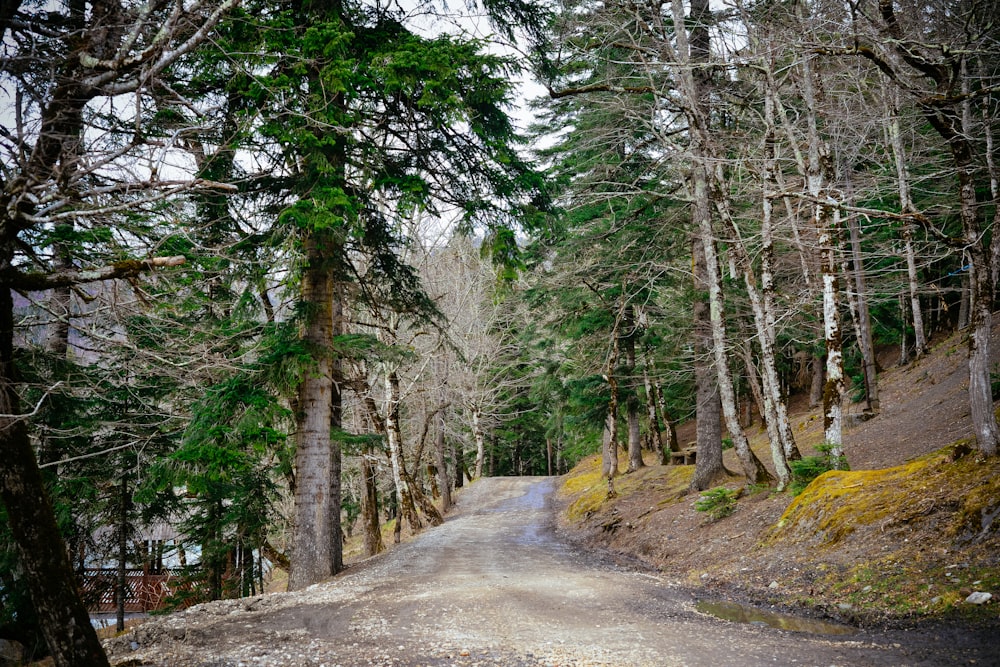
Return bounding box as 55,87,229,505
555,328,1000,630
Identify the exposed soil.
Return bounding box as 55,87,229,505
556,326,1000,648
101,327,1000,667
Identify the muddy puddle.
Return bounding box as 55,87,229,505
696,599,858,635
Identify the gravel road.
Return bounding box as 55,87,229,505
106,477,994,667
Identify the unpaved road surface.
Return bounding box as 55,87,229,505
107,477,994,666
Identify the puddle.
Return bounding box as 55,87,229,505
695,599,858,636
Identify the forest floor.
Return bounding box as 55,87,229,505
556,325,1000,635
97,327,1000,666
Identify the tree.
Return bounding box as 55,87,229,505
827,0,1000,456
241,0,548,588
0,0,238,661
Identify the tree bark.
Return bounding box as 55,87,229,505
844,201,879,413
696,187,771,485
621,305,643,472
602,318,621,481
289,230,339,590
655,380,679,455
471,405,486,479
360,451,383,557
819,206,846,461
798,40,846,463
433,407,452,512
642,359,668,465
888,90,928,358
385,368,422,533
0,275,110,666
690,236,727,490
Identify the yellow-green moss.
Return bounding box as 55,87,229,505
561,454,694,523
767,440,999,548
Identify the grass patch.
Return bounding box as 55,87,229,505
822,558,1000,622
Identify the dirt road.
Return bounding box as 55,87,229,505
106,477,992,666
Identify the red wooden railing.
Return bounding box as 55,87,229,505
80,569,186,613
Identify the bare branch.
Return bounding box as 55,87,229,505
6,256,186,290
0,381,62,420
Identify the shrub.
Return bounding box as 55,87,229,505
694,487,739,521
789,443,849,496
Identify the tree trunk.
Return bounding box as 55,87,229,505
888,91,928,358
819,206,846,462
602,320,621,481
329,291,344,574
289,230,339,590
452,439,465,489
696,187,770,485
471,406,486,479
966,231,999,457
361,451,384,557
0,280,110,666
621,305,643,472
642,359,668,465
954,125,999,456
903,227,927,356
385,368,422,533
799,42,846,464
754,105,801,462
433,407,452,512
116,475,128,632
655,380,679,455
844,199,879,413
690,236,727,490
898,293,910,366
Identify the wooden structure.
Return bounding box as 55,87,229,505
80,569,185,613
670,445,698,465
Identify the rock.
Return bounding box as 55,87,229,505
837,603,853,611
930,596,942,605
965,592,992,605
0,638,24,666
768,581,779,590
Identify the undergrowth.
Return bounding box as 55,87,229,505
789,443,849,496
694,487,739,521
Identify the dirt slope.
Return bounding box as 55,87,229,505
556,328,1000,631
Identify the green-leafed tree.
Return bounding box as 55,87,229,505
0,0,253,660
236,0,550,588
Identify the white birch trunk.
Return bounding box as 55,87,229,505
385,368,420,532
471,405,486,479
887,91,928,357
819,208,846,459
697,179,770,485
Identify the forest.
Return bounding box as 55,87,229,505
1,0,998,664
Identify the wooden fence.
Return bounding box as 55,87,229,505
80,569,187,613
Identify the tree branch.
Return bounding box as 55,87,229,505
548,83,655,99
765,191,961,246
5,256,186,290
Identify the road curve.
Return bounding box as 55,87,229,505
107,477,992,666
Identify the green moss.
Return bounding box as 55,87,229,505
767,440,994,548
561,454,693,522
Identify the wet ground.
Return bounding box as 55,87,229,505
106,477,996,666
